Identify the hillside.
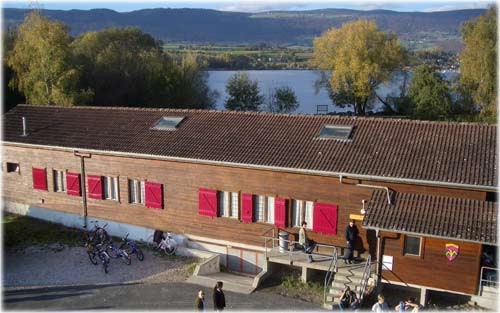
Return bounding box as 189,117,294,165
3,7,486,49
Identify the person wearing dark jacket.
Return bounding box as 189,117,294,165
213,281,226,311
344,220,359,264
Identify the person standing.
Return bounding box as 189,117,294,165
299,221,314,262
195,290,206,312
344,220,359,264
213,281,226,311
372,294,389,312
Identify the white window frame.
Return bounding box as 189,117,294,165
128,179,145,204
230,192,239,219
253,195,265,222
292,199,304,227
304,201,314,229
219,191,239,218
103,176,119,201
266,196,275,224
53,169,66,192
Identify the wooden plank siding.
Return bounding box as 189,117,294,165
380,231,481,294
2,145,486,295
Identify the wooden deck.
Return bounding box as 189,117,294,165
266,247,366,272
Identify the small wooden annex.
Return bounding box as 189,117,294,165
2,105,497,297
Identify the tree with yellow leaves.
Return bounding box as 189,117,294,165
312,19,406,115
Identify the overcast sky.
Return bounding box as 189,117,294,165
2,0,493,13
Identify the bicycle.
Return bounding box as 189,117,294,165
146,231,177,255
89,220,110,244
106,240,131,265
95,243,111,273
120,233,144,261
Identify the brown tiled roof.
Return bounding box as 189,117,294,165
2,105,497,187
363,190,498,244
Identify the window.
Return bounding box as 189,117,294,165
266,197,275,224
253,195,265,222
128,179,145,204
218,191,238,218
292,199,313,229
6,162,20,173
318,125,353,140
103,176,119,201
53,169,66,192
151,116,185,130
404,236,422,256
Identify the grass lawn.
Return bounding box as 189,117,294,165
3,213,82,248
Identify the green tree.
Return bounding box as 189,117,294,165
265,86,299,114
408,65,452,120
312,19,406,115
167,54,218,109
7,11,91,105
459,6,497,120
71,27,167,107
3,26,26,112
225,72,263,111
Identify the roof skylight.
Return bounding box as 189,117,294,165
318,125,353,140
152,116,185,131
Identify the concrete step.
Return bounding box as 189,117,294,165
186,272,255,294
481,285,498,294
469,296,498,310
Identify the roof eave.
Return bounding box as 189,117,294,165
3,141,497,192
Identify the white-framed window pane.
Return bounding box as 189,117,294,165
129,179,137,203
253,195,264,222
292,199,303,227
62,171,66,191
139,181,145,204
104,176,118,200
404,236,421,256
113,177,118,200
266,197,275,224
230,192,239,218
53,169,66,192
305,201,313,229
218,191,230,217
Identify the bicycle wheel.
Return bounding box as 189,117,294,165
164,239,177,255
121,251,131,265
99,252,109,274
88,251,98,265
106,244,119,259
136,248,144,261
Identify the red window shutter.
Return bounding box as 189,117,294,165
145,181,163,209
66,172,81,196
274,198,287,228
32,168,48,191
241,193,253,223
313,202,338,235
198,188,217,217
87,175,103,200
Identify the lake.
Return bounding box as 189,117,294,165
207,70,458,114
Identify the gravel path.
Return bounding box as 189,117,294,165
3,244,196,287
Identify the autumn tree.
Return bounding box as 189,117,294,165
459,6,497,121
7,11,91,105
408,65,452,120
265,86,299,113
225,72,263,111
312,19,406,115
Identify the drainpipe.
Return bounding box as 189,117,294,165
375,229,382,288
339,175,392,205
74,151,91,228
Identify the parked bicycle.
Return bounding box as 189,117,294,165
106,240,131,265
120,233,144,261
95,243,111,273
146,231,177,255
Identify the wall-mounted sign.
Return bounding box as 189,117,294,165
445,243,459,261
349,214,364,221
382,255,393,270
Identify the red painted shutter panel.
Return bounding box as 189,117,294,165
32,168,48,191
87,175,103,200
145,181,163,209
274,198,287,228
241,193,253,223
198,188,218,217
313,202,338,235
66,172,81,196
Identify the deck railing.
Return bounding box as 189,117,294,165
323,247,338,304
358,254,372,303
262,234,338,262
479,266,498,294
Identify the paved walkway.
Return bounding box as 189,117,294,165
3,282,321,311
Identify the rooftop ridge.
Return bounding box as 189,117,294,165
14,104,496,126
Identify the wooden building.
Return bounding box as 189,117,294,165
2,105,497,299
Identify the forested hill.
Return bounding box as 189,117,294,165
3,7,486,46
